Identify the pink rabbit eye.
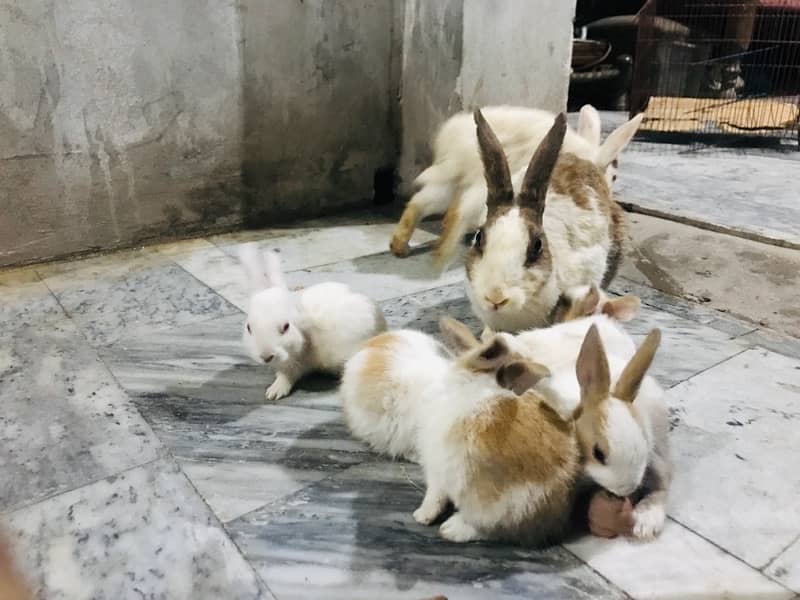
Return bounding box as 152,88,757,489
280,323,290,335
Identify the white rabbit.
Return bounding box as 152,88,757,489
389,104,642,267
463,110,629,333
239,243,387,400
550,283,641,324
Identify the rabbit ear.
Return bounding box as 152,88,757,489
439,317,480,353
263,249,287,289
464,335,511,372
496,360,551,396
614,328,661,403
575,284,602,317
238,243,272,294
596,113,643,169
474,108,514,213
576,324,610,406
518,112,567,223
601,295,641,322
577,104,602,146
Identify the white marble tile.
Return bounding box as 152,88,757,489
3,459,270,600
0,293,161,512
666,348,800,569
565,520,793,599
210,221,436,265
178,460,328,523
765,535,800,593
0,266,64,330
35,247,238,346
616,149,800,247
620,303,749,387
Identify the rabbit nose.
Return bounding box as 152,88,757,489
485,291,510,310
262,354,274,364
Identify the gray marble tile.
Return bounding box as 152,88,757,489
36,248,239,347
0,292,161,512
616,148,800,247
0,267,64,331
99,314,370,523
619,303,750,388
229,460,626,600
737,328,800,361
610,277,757,338
765,535,800,593
565,520,793,600
666,348,800,570
3,459,271,600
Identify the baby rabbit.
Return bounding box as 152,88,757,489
239,243,387,400
464,110,628,333
343,318,584,546
390,105,642,264
550,284,641,324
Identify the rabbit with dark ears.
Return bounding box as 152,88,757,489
389,105,642,265
465,110,627,334
239,243,386,400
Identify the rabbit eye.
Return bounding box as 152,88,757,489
280,323,290,335
246,323,251,334
526,236,543,265
473,228,484,252
592,444,607,465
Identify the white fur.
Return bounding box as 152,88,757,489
341,329,579,544
240,244,386,400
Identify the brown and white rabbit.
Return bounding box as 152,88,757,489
343,318,590,546
239,243,387,400
389,105,642,266
456,307,671,540
464,110,627,333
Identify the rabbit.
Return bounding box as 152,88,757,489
239,243,387,400
451,312,671,539
389,104,642,267
550,283,641,324
411,318,620,546
463,109,629,334
340,329,451,462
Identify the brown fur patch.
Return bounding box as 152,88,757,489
432,198,462,268
453,391,578,505
356,333,401,413
390,202,422,257
550,153,627,287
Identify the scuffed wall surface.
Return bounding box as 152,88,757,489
241,0,397,226
0,0,243,267
398,0,576,192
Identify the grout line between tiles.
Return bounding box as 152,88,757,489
2,455,164,517
665,516,798,595
761,531,800,574
666,346,752,390
558,545,635,600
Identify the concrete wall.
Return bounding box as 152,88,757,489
0,0,244,267
0,0,574,267
398,0,576,191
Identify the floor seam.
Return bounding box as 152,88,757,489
761,531,800,573
666,346,751,390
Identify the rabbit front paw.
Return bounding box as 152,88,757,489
265,374,293,401
632,501,666,539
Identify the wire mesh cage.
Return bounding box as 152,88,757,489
630,0,800,146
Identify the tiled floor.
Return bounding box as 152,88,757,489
1,215,799,599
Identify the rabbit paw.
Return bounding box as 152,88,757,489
265,375,293,401
632,502,666,539
439,514,480,543
413,491,447,526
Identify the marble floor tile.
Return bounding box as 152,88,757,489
3,459,270,600
666,348,800,570
100,314,370,522
0,266,64,330
210,220,436,265
565,520,793,599
0,293,161,512
737,328,800,361
36,247,239,347
229,460,626,600
616,149,800,247
620,303,750,387
765,535,800,593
